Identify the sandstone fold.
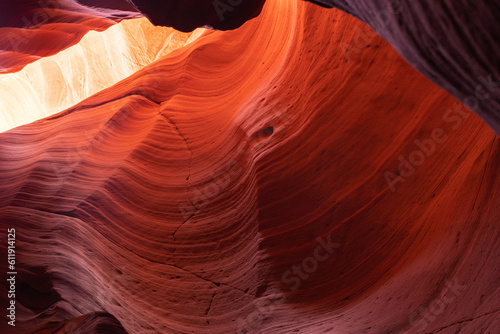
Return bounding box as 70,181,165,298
0,0,499,334
305,0,500,136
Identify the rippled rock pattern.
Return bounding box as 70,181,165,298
307,0,500,136
0,0,499,334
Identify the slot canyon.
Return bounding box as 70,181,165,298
0,0,499,333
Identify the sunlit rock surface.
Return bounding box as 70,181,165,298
0,18,204,132
0,0,141,73
126,0,500,135
0,0,499,334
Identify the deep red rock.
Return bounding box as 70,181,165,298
308,0,500,136
0,1,499,334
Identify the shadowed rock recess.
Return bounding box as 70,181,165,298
0,0,499,333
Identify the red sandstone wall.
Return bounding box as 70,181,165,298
0,0,498,333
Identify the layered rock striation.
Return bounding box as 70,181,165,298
0,0,499,333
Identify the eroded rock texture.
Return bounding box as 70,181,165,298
0,0,140,73
124,0,500,136
0,16,204,132
0,0,499,334
306,0,500,136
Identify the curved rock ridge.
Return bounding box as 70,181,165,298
305,0,500,136
0,0,140,74
124,0,500,136
28,312,128,333
0,17,205,132
3,1,499,136
0,1,499,334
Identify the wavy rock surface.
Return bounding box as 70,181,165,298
0,1,499,334
125,0,500,136
305,0,500,136
0,0,140,74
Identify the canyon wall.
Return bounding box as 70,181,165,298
0,0,498,333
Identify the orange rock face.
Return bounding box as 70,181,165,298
0,1,499,334
0,0,140,74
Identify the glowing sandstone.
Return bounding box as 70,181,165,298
0,18,204,132
0,0,499,334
